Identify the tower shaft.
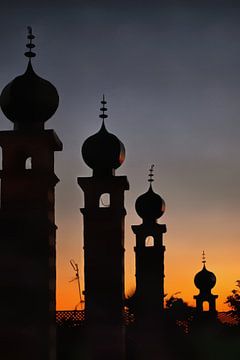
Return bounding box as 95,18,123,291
79,97,128,359
78,175,129,324
132,223,166,316
78,175,129,360
0,130,62,360
131,170,167,321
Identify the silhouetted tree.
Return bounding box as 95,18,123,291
225,280,240,324
165,293,195,322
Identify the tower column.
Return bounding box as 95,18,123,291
132,223,166,314
130,166,167,321
193,252,218,318
0,28,62,360
79,176,129,324
78,97,129,359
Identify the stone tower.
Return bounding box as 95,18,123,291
0,28,62,360
78,96,129,359
194,251,218,315
131,166,166,318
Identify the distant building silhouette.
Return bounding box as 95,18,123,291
193,252,218,316
130,166,166,319
0,28,62,360
78,96,129,359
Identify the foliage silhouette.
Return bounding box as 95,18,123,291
225,280,240,324
165,293,195,322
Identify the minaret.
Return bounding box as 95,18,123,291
194,251,218,316
0,28,62,360
131,165,166,318
78,96,129,359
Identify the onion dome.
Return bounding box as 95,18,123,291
82,95,125,176
0,27,59,130
135,165,165,222
194,252,216,292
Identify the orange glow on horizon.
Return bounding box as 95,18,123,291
56,211,239,313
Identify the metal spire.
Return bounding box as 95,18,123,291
99,94,108,124
24,26,36,60
202,250,206,266
148,164,155,184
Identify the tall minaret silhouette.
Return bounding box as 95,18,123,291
0,28,62,360
78,96,129,359
194,251,218,316
131,165,166,318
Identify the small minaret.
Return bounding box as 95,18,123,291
131,166,166,317
0,28,62,360
194,251,218,315
78,96,129,359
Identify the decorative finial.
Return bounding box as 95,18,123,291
148,164,154,183
202,250,206,265
24,26,36,60
99,94,108,122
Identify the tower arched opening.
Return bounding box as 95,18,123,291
202,301,210,312
25,157,32,169
99,193,110,208
145,236,154,247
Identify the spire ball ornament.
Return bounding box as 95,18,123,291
135,165,165,222
0,27,59,130
194,252,217,292
82,96,125,176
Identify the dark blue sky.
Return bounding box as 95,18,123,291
0,0,239,309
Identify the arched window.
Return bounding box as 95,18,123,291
202,301,210,312
145,236,154,247
25,157,32,170
99,193,110,208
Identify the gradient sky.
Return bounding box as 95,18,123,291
0,0,240,311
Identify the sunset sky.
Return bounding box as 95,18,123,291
0,0,240,311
